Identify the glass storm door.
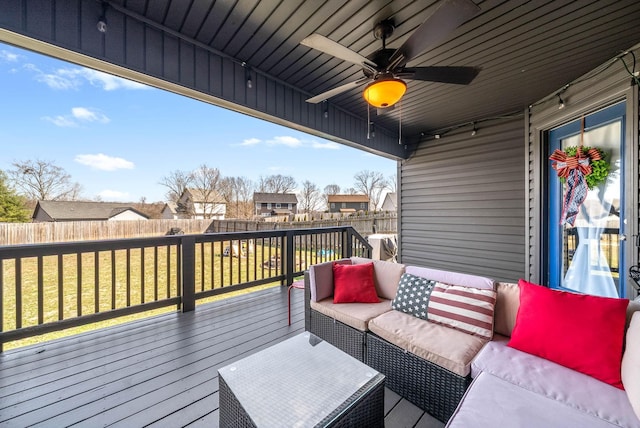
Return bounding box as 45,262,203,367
547,102,625,297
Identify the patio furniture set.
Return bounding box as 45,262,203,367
219,256,640,426
303,257,640,427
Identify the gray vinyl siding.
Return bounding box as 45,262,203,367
526,49,640,297
399,118,526,282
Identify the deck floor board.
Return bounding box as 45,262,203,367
0,286,440,428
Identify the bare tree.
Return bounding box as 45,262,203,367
387,173,397,193
299,180,322,213
189,164,222,219
257,174,297,193
323,184,340,210
159,169,192,202
353,170,387,211
8,159,82,201
220,176,255,219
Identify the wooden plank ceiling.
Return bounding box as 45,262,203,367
112,0,640,145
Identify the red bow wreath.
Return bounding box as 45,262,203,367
549,147,602,226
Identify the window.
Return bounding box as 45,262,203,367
331,203,335,208
360,203,366,209
276,203,281,209
288,203,292,209
341,202,346,208
267,203,272,209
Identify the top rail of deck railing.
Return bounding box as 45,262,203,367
0,226,372,351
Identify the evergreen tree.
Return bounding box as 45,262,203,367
0,171,30,222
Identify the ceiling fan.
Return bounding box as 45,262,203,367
300,0,481,109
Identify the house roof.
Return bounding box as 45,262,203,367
328,194,370,203
183,188,225,203
33,201,150,221
253,193,298,204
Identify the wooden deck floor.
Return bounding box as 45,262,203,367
0,286,443,428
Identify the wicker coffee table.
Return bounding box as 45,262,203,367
218,332,385,427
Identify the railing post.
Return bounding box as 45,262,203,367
181,236,196,312
343,228,353,258
284,231,295,286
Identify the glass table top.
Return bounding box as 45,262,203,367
218,332,384,427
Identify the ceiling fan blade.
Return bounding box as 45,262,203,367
301,34,377,71
305,78,370,104
387,0,481,70
399,66,480,84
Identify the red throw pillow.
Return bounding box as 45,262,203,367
508,279,628,389
333,262,379,304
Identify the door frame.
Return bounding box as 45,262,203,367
545,102,626,295
527,86,638,298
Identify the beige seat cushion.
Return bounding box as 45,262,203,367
310,298,392,331
369,310,487,377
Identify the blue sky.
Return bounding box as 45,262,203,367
0,42,396,203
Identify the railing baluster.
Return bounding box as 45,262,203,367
200,242,205,292
210,242,214,290
166,245,171,298
181,236,195,312
15,258,21,329
76,253,82,317
154,246,159,301
141,247,145,304
94,251,99,314
37,256,44,325
58,254,63,320
111,250,116,310
125,248,131,307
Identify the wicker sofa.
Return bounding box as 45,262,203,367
304,257,496,422
304,258,640,426
446,283,640,427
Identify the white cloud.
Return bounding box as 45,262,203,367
43,107,110,127
0,50,19,62
267,136,302,148
75,153,135,171
98,189,130,201
23,63,148,91
311,141,340,150
240,138,261,146
71,107,110,123
43,115,78,128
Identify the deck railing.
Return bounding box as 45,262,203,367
0,226,371,351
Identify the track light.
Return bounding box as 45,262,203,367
557,93,565,109
434,134,441,139
369,122,375,138
246,76,253,89
471,123,477,136
97,2,108,33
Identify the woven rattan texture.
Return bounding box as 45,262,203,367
309,309,366,361
366,333,470,422
219,376,256,427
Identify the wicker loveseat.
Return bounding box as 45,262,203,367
304,258,640,425
304,257,496,422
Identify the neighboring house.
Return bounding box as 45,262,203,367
32,200,149,222
177,188,226,220
381,192,397,212
161,202,185,219
327,194,370,213
253,192,298,217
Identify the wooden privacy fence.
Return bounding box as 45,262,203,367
208,213,398,235
0,219,212,246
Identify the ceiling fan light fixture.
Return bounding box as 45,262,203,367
363,77,407,108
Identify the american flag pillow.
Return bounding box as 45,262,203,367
427,282,497,340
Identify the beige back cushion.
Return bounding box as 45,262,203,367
351,257,405,300
622,312,640,420
494,282,520,337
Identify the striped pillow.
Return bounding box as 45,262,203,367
427,282,497,340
